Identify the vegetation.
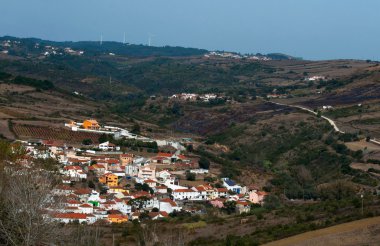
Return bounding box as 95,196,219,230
198,156,210,169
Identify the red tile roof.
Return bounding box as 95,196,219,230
108,214,128,219
148,211,169,218
55,213,87,219
236,201,250,206
64,165,82,170
160,198,177,207
174,189,194,193
157,152,173,158
67,200,81,205
216,188,228,192
144,179,156,183
79,204,93,208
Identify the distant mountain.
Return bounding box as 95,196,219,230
0,36,208,57
0,36,299,60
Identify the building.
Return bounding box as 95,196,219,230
236,201,250,214
63,166,87,179
222,178,242,194
172,189,199,200
125,164,139,177
108,214,128,223
138,165,156,180
54,213,93,224
248,190,268,204
148,211,169,220
159,198,181,213
82,119,100,130
99,173,118,187
120,153,134,166
99,141,116,151
144,179,157,188
78,204,94,214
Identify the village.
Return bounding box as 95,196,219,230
169,93,222,102
14,118,268,225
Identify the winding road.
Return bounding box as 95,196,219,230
268,100,380,145
268,100,344,133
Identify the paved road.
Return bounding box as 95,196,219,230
268,101,344,133
268,101,380,146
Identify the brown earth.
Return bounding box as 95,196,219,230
263,216,380,246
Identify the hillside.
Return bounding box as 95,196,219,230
264,216,380,246
1,36,380,245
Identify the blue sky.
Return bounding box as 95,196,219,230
1,0,379,60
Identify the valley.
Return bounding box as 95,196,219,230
0,36,380,245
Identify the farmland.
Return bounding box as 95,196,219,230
12,124,101,144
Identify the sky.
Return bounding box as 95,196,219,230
1,0,379,60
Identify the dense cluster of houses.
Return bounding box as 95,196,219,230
16,132,268,224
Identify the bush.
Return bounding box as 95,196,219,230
186,172,196,181
82,138,93,145
263,195,281,210
198,156,210,169
13,76,54,90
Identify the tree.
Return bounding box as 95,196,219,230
88,180,96,189
186,144,193,152
0,167,63,245
98,134,108,143
263,194,281,210
198,157,210,169
131,123,141,134
82,138,93,145
223,201,236,214
186,172,196,181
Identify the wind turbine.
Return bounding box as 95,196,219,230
100,34,103,45
123,32,126,44
148,33,155,46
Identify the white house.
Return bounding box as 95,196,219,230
172,189,199,200
138,165,156,180
144,179,157,188
159,198,181,213
190,169,209,174
125,164,139,177
78,204,94,214
156,170,176,186
62,166,87,179
115,199,132,215
222,178,243,194
98,141,116,151
54,213,91,224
